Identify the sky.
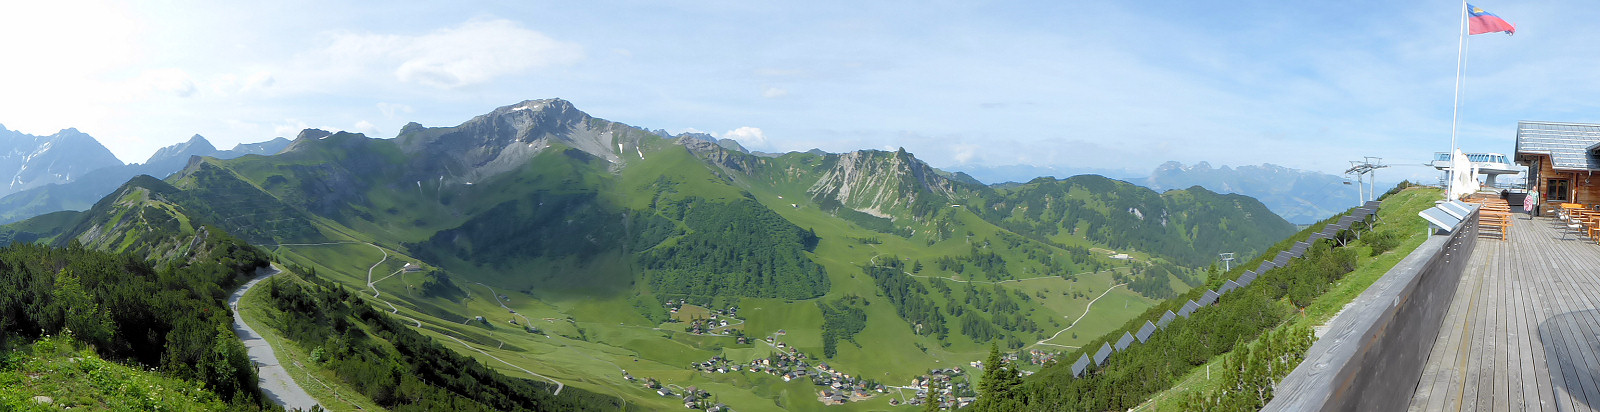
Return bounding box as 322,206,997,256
1,1,1595,184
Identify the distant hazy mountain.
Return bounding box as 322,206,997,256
949,164,1142,185
0,134,290,223
1136,161,1374,225
0,125,124,197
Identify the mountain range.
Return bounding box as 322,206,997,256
954,160,1389,225
1135,161,1380,224
0,98,1299,411
0,130,289,224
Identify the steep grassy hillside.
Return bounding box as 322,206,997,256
966,185,1437,411
1,98,1298,410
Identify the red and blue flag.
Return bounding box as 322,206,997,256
1468,4,1515,35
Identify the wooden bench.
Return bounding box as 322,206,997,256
1479,210,1511,240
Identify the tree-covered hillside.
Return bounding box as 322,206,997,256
968,175,1297,266
0,98,1304,410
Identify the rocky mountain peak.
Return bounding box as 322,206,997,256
147,135,219,164
807,149,957,219
396,98,654,184
296,129,333,141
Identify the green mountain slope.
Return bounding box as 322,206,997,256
4,97,1297,411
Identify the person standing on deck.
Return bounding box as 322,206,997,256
1526,187,1539,219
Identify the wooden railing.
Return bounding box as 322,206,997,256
1265,205,1478,411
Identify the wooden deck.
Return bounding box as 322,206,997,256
1410,213,1600,411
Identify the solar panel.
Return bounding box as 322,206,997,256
1308,232,1327,242
1094,343,1113,365
1238,270,1258,286
1200,289,1220,306
1072,354,1091,377
1364,200,1382,210
1438,202,1472,220
1114,331,1135,351
1273,251,1293,265
1257,261,1276,273
1291,241,1310,255
1419,207,1463,232
1177,301,1199,318
1219,279,1241,295
1136,321,1157,343
1157,310,1176,329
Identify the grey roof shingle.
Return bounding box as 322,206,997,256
1516,121,1600,170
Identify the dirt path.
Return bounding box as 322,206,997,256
1034,283,1128,349
229,264,320,410
442,334,565,396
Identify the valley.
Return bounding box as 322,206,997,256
2,99,1295,411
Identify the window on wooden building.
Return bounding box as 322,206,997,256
1548,179,1571,202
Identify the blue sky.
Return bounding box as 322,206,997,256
0,1,1592,183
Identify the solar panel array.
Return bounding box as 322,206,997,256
1136,321,1157,343
1115,332,1136,351
1062,196,1401,380
1420,200,1478,233
1063,197,1392,378
1072,354,1091,377
1198,289,1219,306
1219,279,1241,294
1177,300,1199,318
1273,251,1293,266
1237,270,1259,286
1157,310,1177,329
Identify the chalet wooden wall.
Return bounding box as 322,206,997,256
1528,154,1600,206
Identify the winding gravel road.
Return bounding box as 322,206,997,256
230,264,320,411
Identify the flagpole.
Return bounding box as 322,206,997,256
1448,0,1469,200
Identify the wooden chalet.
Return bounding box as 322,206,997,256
1515,121,1600,209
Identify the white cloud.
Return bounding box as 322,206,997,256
354,120,379,135
725,126,769,148
672,127,716,137
762,86,789,98
139,68,197,97
273,119,339,138
951,144,978,164
377,102,415,118
317,18,583,89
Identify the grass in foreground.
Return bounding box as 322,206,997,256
0,334,231,411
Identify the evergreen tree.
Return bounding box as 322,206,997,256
923,378,942,412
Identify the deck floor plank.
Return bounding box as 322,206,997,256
1410,215,1600,412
